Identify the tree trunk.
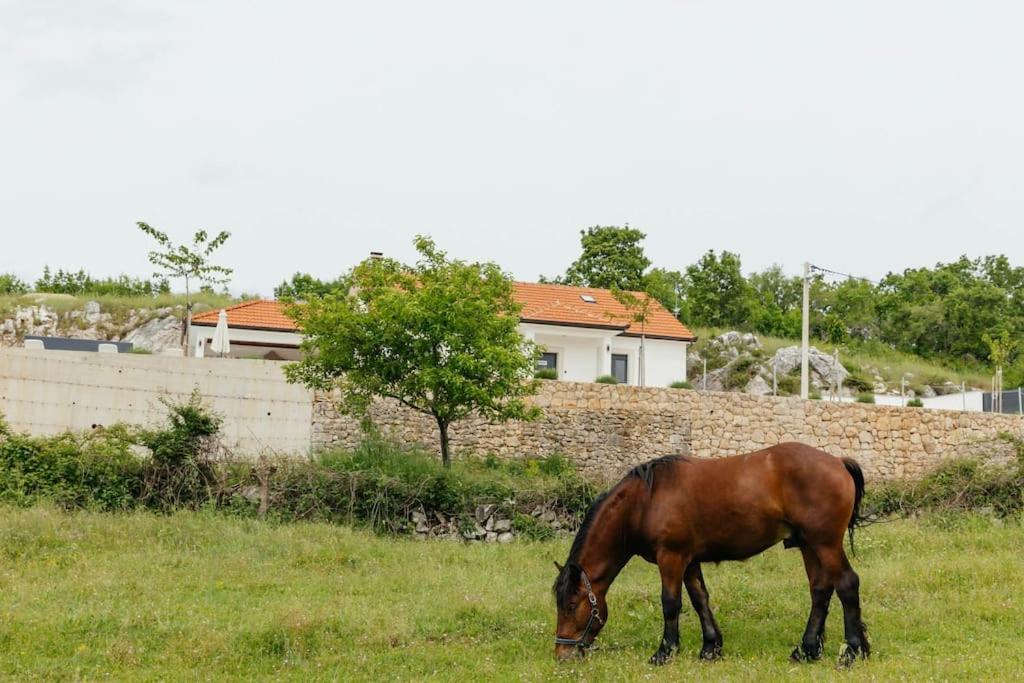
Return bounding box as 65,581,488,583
435,415,451,468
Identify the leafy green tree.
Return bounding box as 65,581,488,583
747,264,803,338
558,226,651,290
274,272,348,300
0,273,28,295
685,250,752,328
137,222,232,354
285,236,541,467
643,268,688,320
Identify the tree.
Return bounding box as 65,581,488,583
643,268,688,321
274,272,348,300
284,236,541,467
609,287,657,387
559,226,651,290
137,222,232,354
0,273,28,295
685,250,752,328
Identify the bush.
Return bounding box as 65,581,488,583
870,460,1022,519
534,368,558,380
137,392,223,511
0,402,598,537
856,392,876,404
0,426,142,511
669,380,693,389
595,375,618,384
264,437,596,533
907,397,924,408
0,273,28,295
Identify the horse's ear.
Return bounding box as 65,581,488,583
553,561,564,572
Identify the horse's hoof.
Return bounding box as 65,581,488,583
790,647,804,663
792,638,823,663
836,643,866,669
649,647,677,665
699,644,722,661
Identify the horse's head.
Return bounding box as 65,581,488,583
552,561,607,661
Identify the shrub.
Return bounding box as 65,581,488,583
595,375,618,384
809,391,822,400
907,397,924,408
0,426,142,511
264,437,596,533
0,273,28,295
856,392,876,404
870,459,1023,518
669,380,693,389
534,368,558,380
137,392,223,511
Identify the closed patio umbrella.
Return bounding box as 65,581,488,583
210,309,231,357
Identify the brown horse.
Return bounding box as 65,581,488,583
553,442,869,667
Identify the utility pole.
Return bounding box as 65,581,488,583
800,262,810,399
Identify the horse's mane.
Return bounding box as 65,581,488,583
553,454,687,609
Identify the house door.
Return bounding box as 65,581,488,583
611,354,628,384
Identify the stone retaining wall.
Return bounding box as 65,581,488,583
312,382,1024,481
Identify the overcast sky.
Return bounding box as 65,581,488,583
2,1,1022,295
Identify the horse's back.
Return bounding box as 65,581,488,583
644,443,857,558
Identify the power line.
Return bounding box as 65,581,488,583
811,262,884,282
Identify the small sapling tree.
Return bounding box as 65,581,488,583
137,222,232,354
285,236,541,467
609,286,657,387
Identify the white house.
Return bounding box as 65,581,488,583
190,282,696,387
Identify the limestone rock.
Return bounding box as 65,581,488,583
122,315,181,353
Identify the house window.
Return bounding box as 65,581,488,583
611,354,628,384
538,352,558,374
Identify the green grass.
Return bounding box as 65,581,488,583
2,506,1022,681
693,327,992,391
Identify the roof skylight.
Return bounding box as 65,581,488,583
580,294,597,304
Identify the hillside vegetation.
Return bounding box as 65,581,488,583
691,327,993,393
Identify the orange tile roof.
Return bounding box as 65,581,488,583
513,282,695,341
191,300,297,331
195,284,695,341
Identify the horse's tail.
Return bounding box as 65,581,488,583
841,457,865,555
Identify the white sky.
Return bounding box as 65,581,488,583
2,1,1022,295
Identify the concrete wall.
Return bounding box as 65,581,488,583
0,348,312,455
312,381,1024,482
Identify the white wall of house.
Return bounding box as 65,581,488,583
189,325,303,360
520,322,688,388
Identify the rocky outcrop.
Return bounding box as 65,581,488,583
122,314,182,353
0,300,184,353
693,332,851,397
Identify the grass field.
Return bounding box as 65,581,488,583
1,507,1022,681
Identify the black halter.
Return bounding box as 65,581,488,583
554,567,604,650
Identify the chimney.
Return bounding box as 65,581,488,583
369,251,383,260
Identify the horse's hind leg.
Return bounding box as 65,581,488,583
684,562,723,660
791,546,832,662
650,551,687,665
816,545,869,667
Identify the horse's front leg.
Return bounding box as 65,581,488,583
650,551,687,665
684,562,723,660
